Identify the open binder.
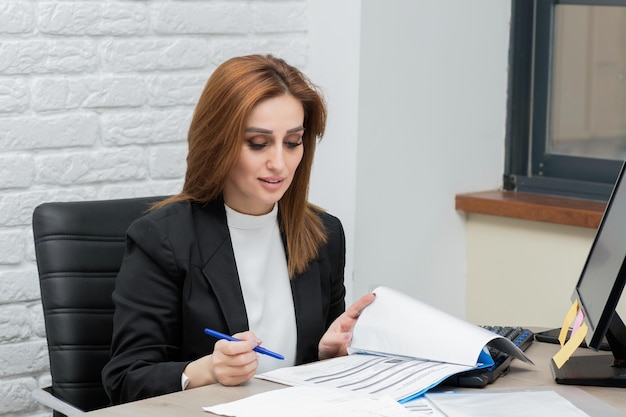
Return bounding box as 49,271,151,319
257,286,533,402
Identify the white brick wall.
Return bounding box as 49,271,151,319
0,1,309,415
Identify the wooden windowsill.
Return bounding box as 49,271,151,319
455,190,606,229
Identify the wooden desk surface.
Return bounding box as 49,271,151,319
82,341,626,416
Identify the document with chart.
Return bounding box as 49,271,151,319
256,286,533,403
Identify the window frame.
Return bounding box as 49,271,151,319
504,0,626,201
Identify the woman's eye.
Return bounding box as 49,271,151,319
284,141,303,149
284,134,303,148
247,140,267,150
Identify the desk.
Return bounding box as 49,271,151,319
81,341,626,416
453,339,626,413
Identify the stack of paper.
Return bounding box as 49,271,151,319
203,386,623,417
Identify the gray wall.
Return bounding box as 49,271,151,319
354,0,511,314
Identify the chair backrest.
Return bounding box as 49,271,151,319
32,196,165,413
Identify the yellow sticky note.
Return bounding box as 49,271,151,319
553,322,588,368
558,300,579,346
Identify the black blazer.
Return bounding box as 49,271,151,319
101,199,346,404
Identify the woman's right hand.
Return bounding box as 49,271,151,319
183,331,260,388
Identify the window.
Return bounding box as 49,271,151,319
505,0,626,201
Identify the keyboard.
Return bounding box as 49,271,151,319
443,325,534,388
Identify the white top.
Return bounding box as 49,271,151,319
225,203,297,373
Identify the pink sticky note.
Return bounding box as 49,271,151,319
571,309,584,336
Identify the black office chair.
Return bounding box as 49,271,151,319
32,196,166,416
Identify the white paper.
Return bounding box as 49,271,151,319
402,397,447,416
256,353,476,402
426,390,591,417
202,386,412,417
350,286,532,366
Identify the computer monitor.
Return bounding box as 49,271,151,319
552,161,626,387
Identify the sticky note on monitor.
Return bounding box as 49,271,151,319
553,300,589,369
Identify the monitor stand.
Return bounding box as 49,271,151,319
551,313,626,387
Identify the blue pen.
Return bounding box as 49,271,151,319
203,328,285,360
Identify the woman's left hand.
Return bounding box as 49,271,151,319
318,292,376,360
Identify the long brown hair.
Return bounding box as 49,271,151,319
155,54,328,277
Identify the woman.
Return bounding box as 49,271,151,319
101,54,375,404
